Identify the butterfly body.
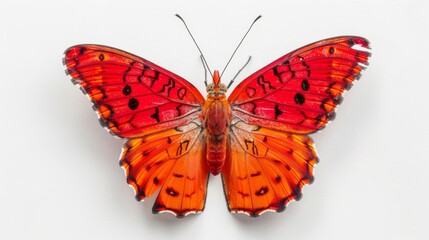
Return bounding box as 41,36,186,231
64,36,370,217
201,70,231,175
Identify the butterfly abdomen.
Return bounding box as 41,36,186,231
202,94,232,175
206,134,227,175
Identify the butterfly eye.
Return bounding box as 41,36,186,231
206,83,214,93
219,83,228,93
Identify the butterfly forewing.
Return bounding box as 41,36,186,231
63,45,205,138
228,36,370,134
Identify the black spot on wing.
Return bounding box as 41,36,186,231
255,186,268,196
122,85,132,95
166,187,179,197
128,98,139,110
301,79,310,91
294,93,305,105
274,104,283,119
150,107,160,122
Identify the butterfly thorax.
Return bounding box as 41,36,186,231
201,70,232,175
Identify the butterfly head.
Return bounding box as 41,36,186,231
207,70,227,94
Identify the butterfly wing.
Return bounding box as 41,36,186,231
223,121,317,216
120,121,209,217
64,45,209,217
63,45,205,138
228,36,371,134
223,36,371,216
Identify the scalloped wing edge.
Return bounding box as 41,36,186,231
221,132,321,217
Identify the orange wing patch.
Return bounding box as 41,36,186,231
120,121,209,217
222,120,318,216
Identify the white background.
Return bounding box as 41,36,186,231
1,0,428,239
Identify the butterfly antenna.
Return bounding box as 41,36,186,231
200,55,208,87
227,56,252,89
220,15,261,78
175,14,213,80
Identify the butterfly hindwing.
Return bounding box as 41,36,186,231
63,45,205,138
120,121,209,217
222,121,317,216
228,36,371,134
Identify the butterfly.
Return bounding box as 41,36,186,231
63,35,370,218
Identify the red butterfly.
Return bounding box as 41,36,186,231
63,34,370,217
